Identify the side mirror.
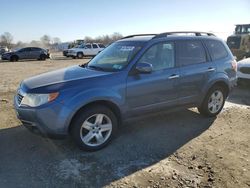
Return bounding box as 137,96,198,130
136,62,153,74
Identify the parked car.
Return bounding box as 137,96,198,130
14,32,237,151
62,44,83,57
1,47,50,62
0,47,8,55
237,57,250,83
62,49,69,57
67,43,105,58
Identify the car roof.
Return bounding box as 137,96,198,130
119,35,220,42
118,32,219,42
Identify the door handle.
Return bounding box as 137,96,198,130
207,67,215,72
168,74,180,79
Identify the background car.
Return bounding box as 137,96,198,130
67,43,105,58
0,46,8,55
237,57,250,84
1,47,50,62
62,49,69,57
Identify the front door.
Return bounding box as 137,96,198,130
84,44,92,56
126,42,180,114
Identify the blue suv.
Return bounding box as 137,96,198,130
14,32,237,151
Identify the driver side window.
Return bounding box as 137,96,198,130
138,42,175,71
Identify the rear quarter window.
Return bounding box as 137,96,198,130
205,40,228,60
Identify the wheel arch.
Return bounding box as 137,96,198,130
68,100,122,133
10,54,19,61
77,51,84,55
202,79,230,102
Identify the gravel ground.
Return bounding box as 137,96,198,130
0,55,249,188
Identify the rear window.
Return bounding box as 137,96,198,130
176,40,206,66
205,40,228,60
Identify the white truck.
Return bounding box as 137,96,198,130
67,43,105,58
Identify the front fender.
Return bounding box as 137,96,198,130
60,88,124,131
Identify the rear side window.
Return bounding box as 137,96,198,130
98,44,105,48
31,48,41,51
205,40,228,60
176,40,206,66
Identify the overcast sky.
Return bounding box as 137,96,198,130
0,0,249,42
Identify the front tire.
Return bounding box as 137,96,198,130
70,105,118,151
198,86,227,117
10,56,18,62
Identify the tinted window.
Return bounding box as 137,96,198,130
92,44,98,48
85,44,92,49
205,40,228,60
176,40,206,66
19,48,30,52
138,42,175,71
98,44,105,48
31,48,41,51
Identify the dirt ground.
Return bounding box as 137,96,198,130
0,54,249,188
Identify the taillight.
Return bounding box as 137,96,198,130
231,60,237,72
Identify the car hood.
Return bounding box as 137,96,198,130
2,52,13,56
68,48,81,51
22,65,112,92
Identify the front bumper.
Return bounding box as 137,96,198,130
14,94,69,138
67,51,77,57
1,55,10,60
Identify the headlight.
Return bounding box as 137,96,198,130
21,92,59,107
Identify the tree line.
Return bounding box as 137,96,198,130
0,32,123,50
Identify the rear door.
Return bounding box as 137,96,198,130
30,48,41,59
176,40,215,105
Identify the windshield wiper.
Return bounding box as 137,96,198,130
87,65,107,71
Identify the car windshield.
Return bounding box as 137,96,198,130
87,42,142,71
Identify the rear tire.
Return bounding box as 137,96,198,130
198,86,227,117
39,54,46,61
70,105,118,151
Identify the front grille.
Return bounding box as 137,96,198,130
227,36,241,49
240,67,250,74
17,93,24,105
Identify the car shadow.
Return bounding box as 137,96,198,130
0,109,215,188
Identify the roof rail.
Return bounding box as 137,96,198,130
153,31,216,39
122,34,156,39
